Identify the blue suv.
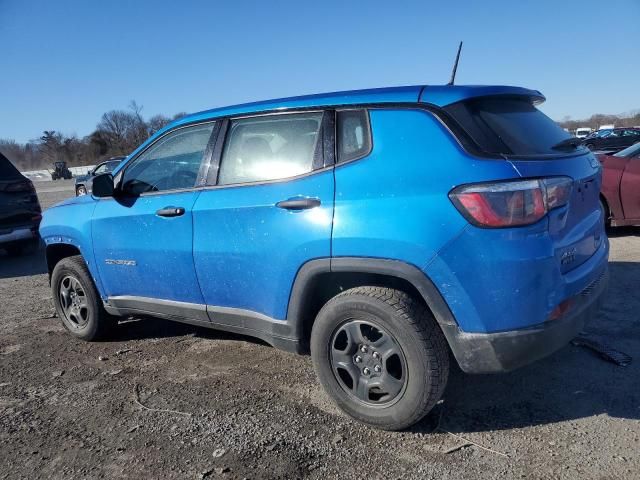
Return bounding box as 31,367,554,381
40,85,609,430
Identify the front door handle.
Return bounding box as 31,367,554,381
276,197,321,211
156,206,185,217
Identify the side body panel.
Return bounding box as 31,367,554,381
191,170,334,320
332,108,519,279
620,157,640,220
599,154,627,221
92,192,204,304
39,197,104,294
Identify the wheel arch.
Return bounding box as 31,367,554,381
286,258,458,353
45,243,83,277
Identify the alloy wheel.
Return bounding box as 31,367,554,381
330,319,407,406
58,275,90,328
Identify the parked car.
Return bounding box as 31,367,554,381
575,127,592,139
0,151,42,255
51,161,72,180
40,85,608,430
75,157,126,196
599,142,640,227
584,128,640,152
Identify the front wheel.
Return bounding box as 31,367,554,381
76,185,87,196
51,256,117,341
311,287,449,431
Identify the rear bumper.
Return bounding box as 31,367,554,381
442,267,608,374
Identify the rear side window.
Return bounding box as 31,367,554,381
337,110,372,163
445,97,576,156
218,112,323,185
0,152,22,178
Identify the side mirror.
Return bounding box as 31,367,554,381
92,173,114,198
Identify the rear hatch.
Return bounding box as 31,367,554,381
0,152,41,231
443,95,604,273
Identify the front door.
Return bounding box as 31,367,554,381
92,122,217,310
192,111,334,321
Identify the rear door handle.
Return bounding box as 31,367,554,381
156,206,185,217
276,197,321,211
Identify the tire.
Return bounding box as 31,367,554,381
600,198,608,227
310,286,449,431
586,143,596,151
51,255,117,341
76,185,87,196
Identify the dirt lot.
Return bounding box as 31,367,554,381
1,179,638,479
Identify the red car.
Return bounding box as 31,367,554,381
599,142,640,227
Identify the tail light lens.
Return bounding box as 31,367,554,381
450,177,573,228
548,298,574,321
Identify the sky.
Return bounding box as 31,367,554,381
1,0,639,143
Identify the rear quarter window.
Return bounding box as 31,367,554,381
337,110,372,163
444,97,576,157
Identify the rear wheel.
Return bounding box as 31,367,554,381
311,286,449,431
586,143,596,151
51,255,117,340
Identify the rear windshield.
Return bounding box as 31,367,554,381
0,152,22,178
444,97,578,157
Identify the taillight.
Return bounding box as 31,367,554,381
449,177,573,228
548,298,574,321
5,180,35,193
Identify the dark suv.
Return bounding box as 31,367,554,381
0,152,42,255
584,128,640,152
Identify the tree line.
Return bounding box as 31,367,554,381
0,102,185,172
557,111,640,132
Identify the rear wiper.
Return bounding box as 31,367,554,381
551,137,585,151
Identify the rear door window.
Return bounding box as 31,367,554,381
218,112,324,185
445,97,580,157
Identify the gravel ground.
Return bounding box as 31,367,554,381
0,179,638,479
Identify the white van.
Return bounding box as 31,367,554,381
575,127,592,138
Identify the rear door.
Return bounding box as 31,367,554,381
92,122,217,310
192,111,334,322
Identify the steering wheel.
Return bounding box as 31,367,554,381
174,170,198,189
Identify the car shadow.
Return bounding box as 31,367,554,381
0,243,48,279
412,260,640,434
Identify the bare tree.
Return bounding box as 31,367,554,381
2,102,189,171
147,114,172,135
